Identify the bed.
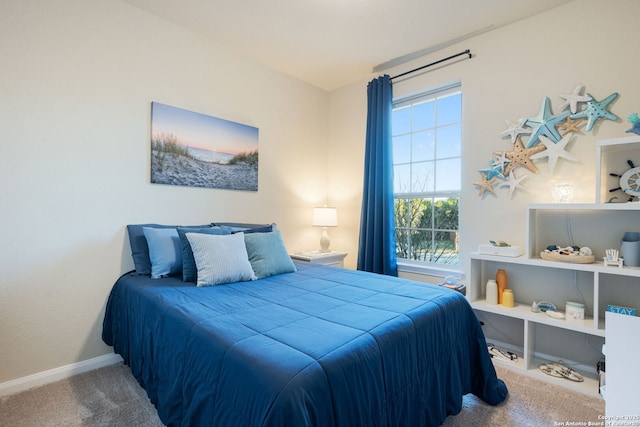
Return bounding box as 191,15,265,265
102,224,507,426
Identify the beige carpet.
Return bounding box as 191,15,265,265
0,362,604,426
0,363,163,427
442,365,604,426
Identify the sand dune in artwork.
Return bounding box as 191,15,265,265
151,151,258,191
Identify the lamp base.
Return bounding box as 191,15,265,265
319,227,331,253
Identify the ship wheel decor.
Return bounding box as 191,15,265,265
609,160,640,202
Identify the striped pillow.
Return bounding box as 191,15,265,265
186,232,256,287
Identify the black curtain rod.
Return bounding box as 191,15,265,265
389,49,472,81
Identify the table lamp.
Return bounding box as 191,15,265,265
312,206,338,253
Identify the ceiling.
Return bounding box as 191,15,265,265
122,0,573,91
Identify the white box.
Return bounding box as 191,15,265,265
478,244,522,257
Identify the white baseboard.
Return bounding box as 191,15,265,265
0,353,123,397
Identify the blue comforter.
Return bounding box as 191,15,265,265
103,263,507,426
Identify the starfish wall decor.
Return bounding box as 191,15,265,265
570,92,619,132
472,173,497,197
475,83,620,198
493,136,546,176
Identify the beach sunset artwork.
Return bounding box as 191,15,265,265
150,102,259,191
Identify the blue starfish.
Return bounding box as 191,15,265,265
524,97,570,147
479,158,505,180
570,92,618,132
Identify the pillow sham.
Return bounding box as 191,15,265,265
186,232,257,287
142,227,183,279
126,223,210,275
212,222,276,234
177,226,232,282
244,231,296,279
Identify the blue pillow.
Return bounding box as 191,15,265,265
186,232,257,287
177,226,232,282
212,222,275,234
244,230,296,279
142,227,183,279
241,224,275,234
126,223,210,275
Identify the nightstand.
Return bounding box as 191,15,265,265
290,251,348,268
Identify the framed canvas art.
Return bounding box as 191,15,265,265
150,102,259,191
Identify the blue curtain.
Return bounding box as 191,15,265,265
357,75,397,276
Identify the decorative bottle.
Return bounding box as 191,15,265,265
496,269,508,304
486,279,498,305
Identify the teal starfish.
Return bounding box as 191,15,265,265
570,92,618,132
524,97,570,147
479,158,505,180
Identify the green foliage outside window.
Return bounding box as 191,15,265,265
395,197,459,264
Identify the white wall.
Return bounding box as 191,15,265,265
329,0,640,276
0,0,330,384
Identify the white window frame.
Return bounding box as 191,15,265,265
392,81,462,277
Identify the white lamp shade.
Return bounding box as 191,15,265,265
312,207,338,227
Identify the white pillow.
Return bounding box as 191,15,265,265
186,232,256,287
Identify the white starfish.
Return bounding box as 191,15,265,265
498,171,527,196
559,84,592,114
530,133,578,172
493,152,510,170
499,119,531,143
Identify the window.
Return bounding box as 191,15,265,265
392,82,461,266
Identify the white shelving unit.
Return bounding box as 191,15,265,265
469,203,640,398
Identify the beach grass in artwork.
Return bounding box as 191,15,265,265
150,102,259,191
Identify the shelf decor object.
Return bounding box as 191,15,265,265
606,304,637,316
595,136,640,203
603,249,623,268
496,269,508,304
478,244,522,257
566,301,585,320
486,279,498,305
620,231,640,267
501,289,515,307
539,251,595,264
312,206,338,253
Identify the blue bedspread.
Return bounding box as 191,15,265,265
103,263,507,426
